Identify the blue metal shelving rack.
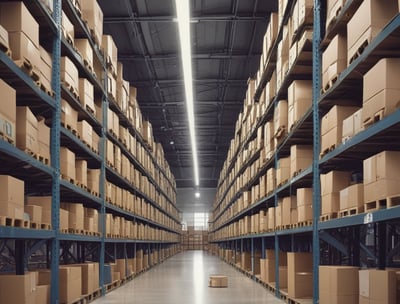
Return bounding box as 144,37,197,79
210,1,400,304
0,0,181,302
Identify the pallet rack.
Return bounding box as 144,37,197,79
209,1,400,303
0,1,181,303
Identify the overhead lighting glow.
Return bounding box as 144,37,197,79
175,0,199,186
195,192,200,198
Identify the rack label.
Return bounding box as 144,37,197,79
363,213,373,224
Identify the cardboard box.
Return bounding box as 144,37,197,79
0,175,24,206
342,108,364,142
37,118,50,162
60,208,69,230
276,157,290,185
75,39,93,68
279,266,288,288
35,284,50,304
363,58,400,124
102,35,117,72
60,147,76,180
340,183,364,210
322,34,347,90
61,56,79,94
268,207,275,230
347,0,397,64
364,179,400,204
0,201,23,219
282,196,296,226
296,188,313,206
62,11,74,42
298,204,313,222
77,120,93,145
78,78,95,114
25,205,42,223
39,47,52,93
288,252,313,298
81,0,103,46
0,2,39,47
326,0,346,29
290,145,312,176
320,266,359,304
287,80,312,129
320,170,352,196
0,272,36,304
61,203,84,230
75,159,87,187
61,99,78,131
0,79,16,144
274,100,288,139
321,106,359,152
359,269,397,304
71,263,99,295
87,169,100,194
16,106,38,154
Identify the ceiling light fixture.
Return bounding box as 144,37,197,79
195,192,200,198
175,0,199,186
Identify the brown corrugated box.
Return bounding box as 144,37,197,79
342,108,363,142
0,272,36,304
76,159,87,187
363,58,400,125
322,33,346,90
288,80,312,130
0,175,24,205
60,147,76,180
39,47,52,93
320,265,359,304
347,0,397,65
61,99,78,130
16,106,38,154
60,208,69,230
35,284,50,304
0,79,16,144
0,1,39,46
37,117,50,162
276,156,290,186
326,0,346,29
61,57,79,93
81,0,103,46
61,203,84,230
72,263,99,295
75,39,93,68
87,169,100,194
79,78,95,114
340,183,364,210
282,196,296,226
320,170,351,196
359,269,397,304
77,120,93,146
274,100,288,139
61,11,74,42
25,205,42,223
288,252,313,298
290,145,312,176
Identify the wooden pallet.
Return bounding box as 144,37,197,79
287,297,313,304
71,0,82,16
60,228,69,234
325,4,343,34
106,56,117,78
274,125,287,139
277,179,289,188
321,74,339,94
339,206,364,218
296,220,312,227
89,189,100,198
365,199,387,212
0,39,11,57
40,223,51,230
14,58,40,82
67,297,86,304
62,29,75,48
0,129,14,145
83,58,96,78
62,81,79,101
83,288,101,302
38,154,50,166
349,37,370,65
388,195,400,208
85,104,95,116
292,169,304,178
363,109,385,128
320,212,337,222
61,174,76,185
61,121,79,137
68,228,85,234
36,80,55,97
23,148,39,161
320,144,336,158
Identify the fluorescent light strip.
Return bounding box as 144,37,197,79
175,0,199,186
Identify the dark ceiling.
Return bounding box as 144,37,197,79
98,0,278,188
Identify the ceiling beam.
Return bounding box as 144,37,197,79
104,14,268,24
140,100,242,107
133,78,247,87
119,52,261,61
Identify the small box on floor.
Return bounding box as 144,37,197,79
209,275,228,288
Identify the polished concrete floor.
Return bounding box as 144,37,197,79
93,250,284,304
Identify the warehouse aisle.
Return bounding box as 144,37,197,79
92,250,284,304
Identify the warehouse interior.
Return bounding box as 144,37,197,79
0,0,400,303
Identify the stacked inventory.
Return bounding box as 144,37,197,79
0,1,180,303
209,0,400,303
180,227,209,251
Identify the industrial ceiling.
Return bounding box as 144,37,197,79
98,0,278,189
